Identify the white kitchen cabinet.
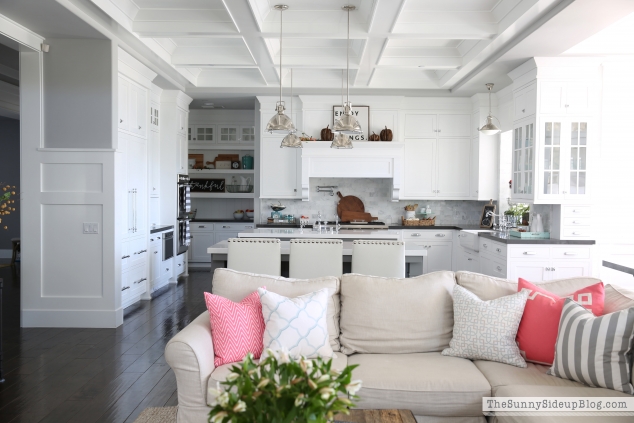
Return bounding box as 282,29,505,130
437,115,471,137
456,247,480,273
177,108,187,134
511,118,535,201
177,133,187,173
118,77,129,132
127,136,147,236
436,138,470,198
150,237,162,291
190,223,214,263
402,138,435,198
240,126,256,143
260,137,301,198
470,135,499,200
424,241,453,273
404,114,436,138
149,130,160,197
514,83,537,121
190,125,215,142
218,125,240,143
214,230,240,245
551,260,591,279
507,259,550,281
118,76,147,138
150,101,159,131
539,81,592,115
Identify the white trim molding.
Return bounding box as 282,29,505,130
300,142,404,202
0,13,45,51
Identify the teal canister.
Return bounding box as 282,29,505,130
242,154,254,169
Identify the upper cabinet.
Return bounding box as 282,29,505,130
539,81,592,115
404,114,470,138
260,137,301,199
118,75,148,138
514,83,537,121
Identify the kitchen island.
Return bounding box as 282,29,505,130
238,228,402,240
207,240,427,277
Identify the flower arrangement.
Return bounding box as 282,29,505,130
208,349,362,423
0,183,17,230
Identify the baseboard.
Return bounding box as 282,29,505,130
21,308,124,328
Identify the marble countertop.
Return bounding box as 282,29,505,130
208,240,427,256
238,228,402,240
478,231,596,245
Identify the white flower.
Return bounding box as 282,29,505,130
210,411,228,423
329,368,340,377
345,380,362,396
233,400,247,413
299,357,313,373
319,387,335,400
226,372,239,382
256,378,270,389
307,379,318,390
265,348,277,360
316,374,330,383
217,392,230,407
207,385,221,406
277,347,291,364
294,393,305,407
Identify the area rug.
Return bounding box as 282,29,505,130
133,406,177,423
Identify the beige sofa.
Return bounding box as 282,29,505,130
165,269,634,423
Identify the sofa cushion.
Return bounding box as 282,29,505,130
212,268,341,351
339,271,456,355
474,360,585,395
604,284,634,314
492,385,633,423
347,352,491,417
455,271,602,301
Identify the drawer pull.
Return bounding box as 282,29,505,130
496,266,502,271
199,226,205,228
496,248,501,252
150,238,154,242
154,251,158,254
121,286,130,291
523,252,536,255
178,263,182,267
573,232,582,235
435,234,445,237
572,210,581,213
483,243,488,248
246,226,253,229
122,255,130,259
412,233,421,237
223,226,231,228
572,221,581,224
157,237,161,239
564,252,577,256
467,258,473,261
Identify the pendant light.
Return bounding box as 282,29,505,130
266,4,295,134
281,68,302,148
331,69,353,149
479,83,501,135
332,5,362,136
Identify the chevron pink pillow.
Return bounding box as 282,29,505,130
204,289,266,367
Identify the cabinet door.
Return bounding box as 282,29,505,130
118,77,129,131
127,138,147,236
177,133,187,173
551,260,590,280
149,130,160,197
134,84,147,138
437,114,470,137
218,125,239,143
423,241,453,273
436,138,470,198
260,138,299,198
177,109,187,134
565,82,591,115
190,232,214,263
566,121,588,197
192,125,215,142
508,259,550,282
540,81,566,114
150,243,161,285
402,138,436,198
150,101,159,131
404,114,436,138
240,126,256,143
215,231,240,244
470,138,479,198
539,119,565,202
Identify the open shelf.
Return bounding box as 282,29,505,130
189,143,255,151
189,169,254,175
190,193,255,199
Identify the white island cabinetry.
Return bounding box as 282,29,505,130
190,222,255,266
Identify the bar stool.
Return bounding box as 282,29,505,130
289,239,343,279
227,238,281,276
10,238,20,266
352,240,405,278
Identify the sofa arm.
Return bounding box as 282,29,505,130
165,311,215,410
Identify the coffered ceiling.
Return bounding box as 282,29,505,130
83,0,634,97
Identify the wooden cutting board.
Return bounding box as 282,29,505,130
341,211,378,222
336,191,365,219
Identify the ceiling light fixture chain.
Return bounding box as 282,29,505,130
281,68,302,148
479,83,501,135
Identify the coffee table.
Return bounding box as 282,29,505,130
334,409,416,423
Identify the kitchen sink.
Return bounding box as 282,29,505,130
459,230,497,251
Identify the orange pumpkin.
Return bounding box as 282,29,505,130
380,126,393,141
368,132,380,141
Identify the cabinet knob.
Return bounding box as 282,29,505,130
523,252,536,255
412,233,421,237
483,243,488,248
138,126,142,130
178,263,182,266
564,252,577,256
154,251,158,254
565,104,569,108
166,268,170,271
121,286,129,291
467,258,473,261
223,226,230,228
120,119,123,123
438,129,441,133
496,266,502,271
496,248,501,252
573,232,582,235
522,109,525,113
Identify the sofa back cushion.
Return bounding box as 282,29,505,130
603,284,634,387
212,268,341,351
339,271,456,355
455,271,602,301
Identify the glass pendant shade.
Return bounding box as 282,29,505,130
267,101,295,134
333,102,362,135
280,131,302,148
330,132,353,149
479,115,501,135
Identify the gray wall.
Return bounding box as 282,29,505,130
0,116,20,250
44,39,112,148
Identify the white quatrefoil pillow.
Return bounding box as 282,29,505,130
258,287,334,360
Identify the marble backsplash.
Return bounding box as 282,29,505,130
260,178,491,225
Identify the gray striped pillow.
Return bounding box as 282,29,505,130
547,298,634,394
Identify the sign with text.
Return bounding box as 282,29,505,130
190,178,225,193
332,105,370,141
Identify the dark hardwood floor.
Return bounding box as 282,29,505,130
0,261,211,423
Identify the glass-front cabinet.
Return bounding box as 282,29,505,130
512,116,591,204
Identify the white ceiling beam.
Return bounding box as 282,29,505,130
132,21,238,36
378,57,463,68
171,47,256,66
392,22,497,38
0,13,45,52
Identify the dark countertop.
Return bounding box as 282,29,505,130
478,231,596,245
191,219,254,223
150,225,174,234
602,260,634,276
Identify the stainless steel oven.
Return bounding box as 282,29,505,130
163,231,174,261
177,219,189,255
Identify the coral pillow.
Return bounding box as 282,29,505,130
204,289,265,367
516,278,604,365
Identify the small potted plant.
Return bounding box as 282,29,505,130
504,203,529,227
208,349,361,423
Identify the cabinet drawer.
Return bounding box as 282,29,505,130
175,253,185,275
129,237,148,267
191,223,214,232
509,246,550,259
163,260,173,277
562,206,591,217
480,239,507,257
562,227,593,238
563,217,591,226
551,247,591,260
483,257,507,278
122,264,147,299
402,230,453,241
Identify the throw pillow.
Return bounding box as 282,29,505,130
516,278,604,365
548,298,634,394
204,290,265,367
258,287,333,360
442,284,529,368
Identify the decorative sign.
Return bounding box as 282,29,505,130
332,105,370,141
190,178,225,193
480,201,497,228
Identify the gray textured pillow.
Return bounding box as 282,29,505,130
442,284,529,368
548,298,634,394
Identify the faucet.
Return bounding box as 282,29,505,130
334,214,341,233
315,211,323,232
486,210,501,230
